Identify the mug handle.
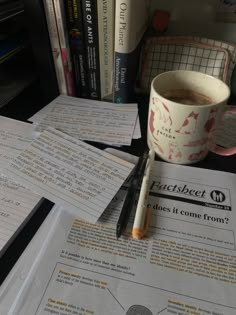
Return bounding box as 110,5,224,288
211,106,236,156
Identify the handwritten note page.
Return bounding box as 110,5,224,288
0,116,34,168
215,112,236,148
0,174,42,255
4,128,134,223
28,95,139,145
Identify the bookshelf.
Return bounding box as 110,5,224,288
0,0,24,22
23,0,59,103
0,0,236,117
0,0,59,121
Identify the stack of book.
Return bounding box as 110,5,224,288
42,0,151,103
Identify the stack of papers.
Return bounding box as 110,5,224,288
1,96,236,314
28,95,140,146
1,160,236,314
0,103,136,256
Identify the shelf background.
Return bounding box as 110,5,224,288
0,0,24,23
23,0,59,105
151,0,236,43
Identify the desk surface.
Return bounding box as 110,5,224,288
0,94,235,285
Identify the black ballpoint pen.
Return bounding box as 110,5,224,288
116,150,149,239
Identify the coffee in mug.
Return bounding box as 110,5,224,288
147,70,236,164
162,89,213,105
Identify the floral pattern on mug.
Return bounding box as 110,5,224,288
168,142,182,161
204,108,218,133
175,111,199,135
152,97,173,126
188,150,208,161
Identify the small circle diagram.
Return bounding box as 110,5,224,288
126,305,153,315
210,190,226,203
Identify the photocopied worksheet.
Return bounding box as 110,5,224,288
3,128,135,223
1,161,236,315
28,95,140,145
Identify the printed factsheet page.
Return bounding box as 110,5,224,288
3,128,134,223
1,161,236,315
28,95,139,145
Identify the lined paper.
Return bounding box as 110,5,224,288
4,128,135,223
0,116,44,255
28,95,139,145
0,116,34,168
0,174,41,255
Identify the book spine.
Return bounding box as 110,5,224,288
53,0,76,96
42,0,67,95
113,42,143,103
113,0,150,103
63,0,86,97
64,0,90,98
97,0,115,100
81,0,101,100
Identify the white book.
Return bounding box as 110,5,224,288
113,0,150,103
42,0,67,95
97,0,115,100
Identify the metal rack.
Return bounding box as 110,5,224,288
23,0,59,104
0,0,59,116
0,0,24,23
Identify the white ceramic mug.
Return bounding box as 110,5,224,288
147,70,236,164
